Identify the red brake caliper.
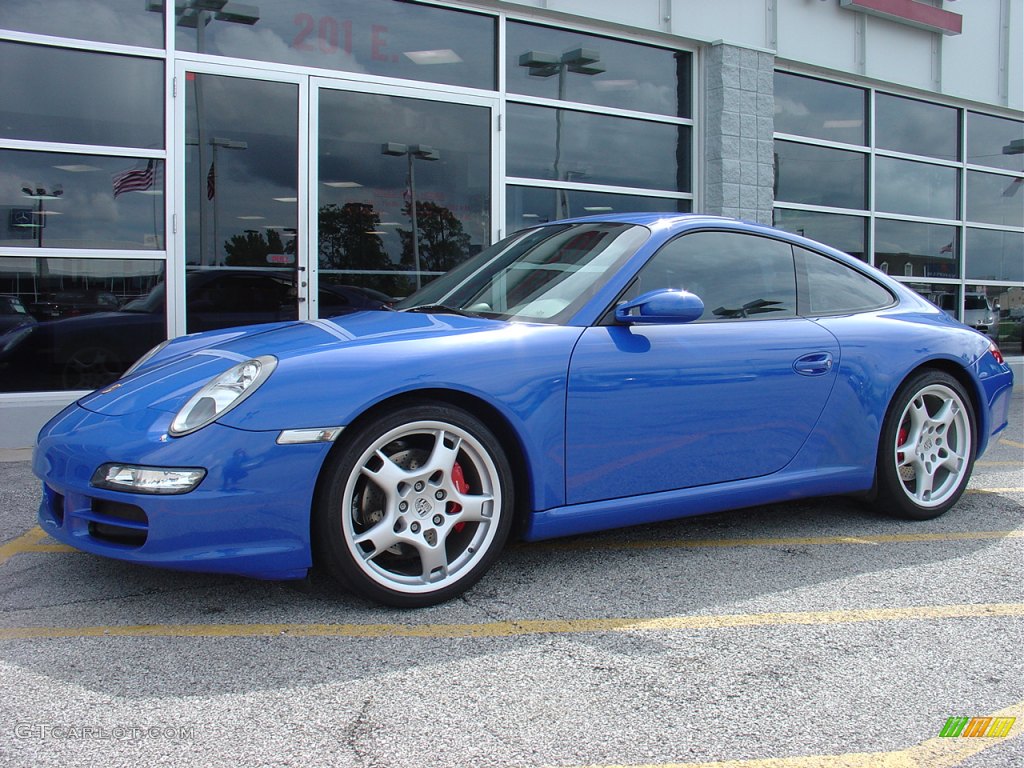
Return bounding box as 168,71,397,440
897,425,908,464
450,462,469,533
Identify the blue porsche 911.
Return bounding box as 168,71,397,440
34,214,1014,607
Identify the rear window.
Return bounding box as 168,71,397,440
795,246,894,315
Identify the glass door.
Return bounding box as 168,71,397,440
177,65,306,334
310,80,497,311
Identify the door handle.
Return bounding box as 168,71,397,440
793,352,833,376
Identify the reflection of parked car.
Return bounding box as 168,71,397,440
0,295,37,334
0,270,390,392
934,292,997,337
30,289,121,320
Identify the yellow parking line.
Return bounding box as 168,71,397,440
998,438,1024,449
0,526,76,566
0,602,1021,641
975,460,1023,466
965,488,1023,494
563,702,1023,768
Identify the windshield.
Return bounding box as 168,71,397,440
395,223,649,323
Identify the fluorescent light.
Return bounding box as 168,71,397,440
273,197,297,203
521,213,540,219
237,215,265,220
53,164,101,172
323,181,363,188
584,206,614,212
404,49,463,65
823,120,863,129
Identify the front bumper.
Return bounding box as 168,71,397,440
33,404,334,579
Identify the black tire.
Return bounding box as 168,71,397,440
313,402,514,607
874,370,976,520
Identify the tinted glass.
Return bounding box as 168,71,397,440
773,141,866,209
318,90,491,299
185,74,296,266
966,229,1024,283
795,246,892,315
0,257,165,392
507,22,691,118
966,171,1024,227
876,93,958,161
630,231,796,321
772,209,866,261
175,0,495,90
507,104,691,192
0,150,164,250
773,72,866,145
967,112,1024,172
875,158,958,220
874,220,959,280
0,42,164,148
507,186,689,230
0,0,164,48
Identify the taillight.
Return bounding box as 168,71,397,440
989,342,1005,365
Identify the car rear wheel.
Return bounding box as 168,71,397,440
314,402,514,607
874,371,975,520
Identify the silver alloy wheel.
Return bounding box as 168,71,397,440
340,419,501,595
893,383,972,508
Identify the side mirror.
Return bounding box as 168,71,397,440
615,289,704,325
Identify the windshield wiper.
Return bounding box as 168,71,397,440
403,304,480,318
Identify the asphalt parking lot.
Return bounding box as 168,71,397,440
1,373,1021,767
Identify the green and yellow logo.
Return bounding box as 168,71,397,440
939,716,1016,738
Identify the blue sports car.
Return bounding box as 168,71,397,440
34,215,1014,607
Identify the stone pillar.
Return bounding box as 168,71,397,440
703,43,775,225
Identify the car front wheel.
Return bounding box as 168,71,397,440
874,370,976,520
314,402,514,607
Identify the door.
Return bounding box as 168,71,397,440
565,230,840,504
177,65,307,334
310,80,497,308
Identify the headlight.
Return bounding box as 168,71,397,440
122,339,172,378
91,464,206,494
169,355,277,436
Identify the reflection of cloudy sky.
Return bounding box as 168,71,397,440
772,210,865,256
967,113,1024,172
774,141,865,209
965,229,1024,282
875,219,957,259
967,171,1024,226
875,158,957,219
876,94,957,161
507,186,688,230
0,151,163,249
0,42,163,148
508,105,684,191
774,73,865,145
0,1,163,48
178,0,494,90
506,21,687,117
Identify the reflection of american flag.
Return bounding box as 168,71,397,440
112,160,155,198
207,162,216,200
940,241,953,254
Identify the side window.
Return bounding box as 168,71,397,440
795,246,894,315
625,231,797,321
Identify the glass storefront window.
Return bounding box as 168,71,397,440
0,0,164,49
507,104,690,193
876,93,958,161
773,141,866,210
874,219,959,280
507,186,689,230
174,0,495,91
772,209,866,261
875,158,958,220
506,21,691,118
0,257,165,392
967,112,1024,173
966,171,1024,227
318,89,491,299
0,150,164,250
773,72,866,145
966,228,1024,283
965,284,1022,353
0,42,163,149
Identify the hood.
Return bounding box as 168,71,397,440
78,311,508,417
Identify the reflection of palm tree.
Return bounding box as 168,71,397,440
318,203,390,271
398,201,471,273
